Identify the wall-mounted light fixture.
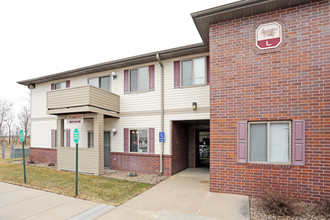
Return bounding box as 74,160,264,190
112,72,117,80
112,128,117,136
28,83,35,89
192,102,197,110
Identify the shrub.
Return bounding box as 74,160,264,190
128,172,137,177
314,200,330,218
48,163,55,167
261,188,298,217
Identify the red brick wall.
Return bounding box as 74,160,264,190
171,121,189,174
209,1,329,201
110,152,172,176
29,147,57,165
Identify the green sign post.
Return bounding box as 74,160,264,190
19,130,26,183
73,128,79,196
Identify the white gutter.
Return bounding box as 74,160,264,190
156,53,164,175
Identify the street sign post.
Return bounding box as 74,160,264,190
19,130,26,183
73,128,79,196
159,132,165,143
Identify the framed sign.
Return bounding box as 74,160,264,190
67,114,84,124
256,22,282,50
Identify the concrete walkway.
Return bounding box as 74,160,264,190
98,168,250,220
0,182,114,220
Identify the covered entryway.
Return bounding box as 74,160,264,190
171,120,210,175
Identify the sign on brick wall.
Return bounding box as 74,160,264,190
256,22,282,50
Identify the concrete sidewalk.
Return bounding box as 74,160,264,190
0,182,114,220
98,168,250,220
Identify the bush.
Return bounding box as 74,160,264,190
261,188,298,217
48,163,55,167
314,200,330,218
128,172,137,177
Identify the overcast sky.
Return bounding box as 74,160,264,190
0,0,237,114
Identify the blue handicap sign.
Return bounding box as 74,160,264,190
159,132,165,142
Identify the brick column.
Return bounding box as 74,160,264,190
94,113,104,175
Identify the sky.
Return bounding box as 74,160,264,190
0,0,237,114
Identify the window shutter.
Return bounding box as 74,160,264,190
149,65,155,91
124,128,128,153
51,129,55,148
51,83,55,90
66,80,70,88
66,129,70,147
293,120,305,166
174,60,180,88
206,56,210,85
124,70,129,94
237,121,248,163
149,128,155,154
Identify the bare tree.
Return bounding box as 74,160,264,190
6,113,15,144
18,105,30,145
0,99,13,140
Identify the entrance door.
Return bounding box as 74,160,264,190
197,130,210,168
104,131,111,168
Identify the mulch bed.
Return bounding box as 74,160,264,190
103,170,168,185
250,197,329,220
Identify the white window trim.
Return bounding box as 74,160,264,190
248,121,291,165
129,66,149,93
129,128,149,153
87,75,111,92
180,56,207,87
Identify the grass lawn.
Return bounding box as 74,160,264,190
0,159,151,206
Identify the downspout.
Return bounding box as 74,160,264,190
156,53,164,175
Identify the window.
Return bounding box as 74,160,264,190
88,131,94,148
54,130,57,148
130,67,148,92
55,82,66,90
130,129,148,153
249,121,290,163
181,57,206,86
88,76,110,91
63,130,67,147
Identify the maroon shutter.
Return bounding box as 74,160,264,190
149,65,155,91
66,129,70,147
174,60,180,88
124,128,129,152
149,128,155,154
51,83,55,90
124,70,129,94
293,120,305,166
206,56,210,85
51,129,55,148
66,80,70,88
237,121,248,163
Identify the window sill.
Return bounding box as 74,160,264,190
240,162,293,169
178,84,209,89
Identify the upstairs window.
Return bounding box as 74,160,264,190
55,82,66,90
88,76,110,92
130,67,148,92
182,57,206,86
249,121,291,164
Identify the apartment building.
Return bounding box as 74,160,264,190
18,0,329,201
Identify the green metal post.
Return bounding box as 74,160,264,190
22,142,26,183
75,143,78,196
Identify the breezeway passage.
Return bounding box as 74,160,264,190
0,182,114,220
98,168,250,220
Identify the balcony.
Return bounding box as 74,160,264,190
47,85,120,118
